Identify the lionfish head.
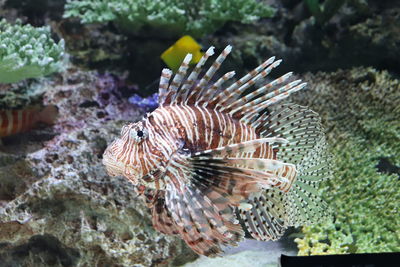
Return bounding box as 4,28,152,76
102,120,150,184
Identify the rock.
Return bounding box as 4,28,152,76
0,67,197,266
207,2,400,77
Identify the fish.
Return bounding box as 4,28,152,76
103,45,332,256
161,35,204,72
0,105,58,138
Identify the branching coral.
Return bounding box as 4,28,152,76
291,67,400,255
0,19,64,83
63,0,274,37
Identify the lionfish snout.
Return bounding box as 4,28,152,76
102,140,140,184
102,147,124,177
103,140,125,176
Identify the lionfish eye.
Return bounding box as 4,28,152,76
129,128,148,142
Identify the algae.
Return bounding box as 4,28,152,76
292,67,400,255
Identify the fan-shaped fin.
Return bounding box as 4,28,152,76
256,103,324,165
283,136,333,226
252,103,332,225
162,151,245,256
151,192,180,235
238,190,288,241
165,181,242,256
191,158,297,193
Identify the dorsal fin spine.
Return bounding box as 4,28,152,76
200,71,236,107
241,82,307,123
223,72,294,113
159,69,173,106
214,57,280,110
175,46,214,104
169,54,192,104
230,79,301,116
188,45,232,105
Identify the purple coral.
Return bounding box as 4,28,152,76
128,93,159,111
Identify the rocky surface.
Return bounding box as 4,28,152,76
0,68,197,266
184,237,297,267
206,1,400,77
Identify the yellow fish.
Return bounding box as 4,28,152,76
161,35,204,72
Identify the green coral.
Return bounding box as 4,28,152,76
0,19,64,83
63,0,274,37
292,67,400,255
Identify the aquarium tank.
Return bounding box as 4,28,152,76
0,0,399,266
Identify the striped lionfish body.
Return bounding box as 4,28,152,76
103,46,332,256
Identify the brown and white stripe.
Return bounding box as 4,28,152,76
102,44,332,257
0,109,37,137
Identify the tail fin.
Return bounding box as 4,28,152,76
37,105,59,125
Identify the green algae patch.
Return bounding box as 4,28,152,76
292,67,400,255
0,19,65,83
63,0,274,38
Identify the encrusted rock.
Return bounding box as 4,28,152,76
0,67,196,266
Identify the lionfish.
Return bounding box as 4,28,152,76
103,45,332,256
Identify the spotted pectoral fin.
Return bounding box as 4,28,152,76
165,183,243,256
162,147,298,255
151,192,180,236
190,157,297,195
193,137,288,158
163,152,244,256
238,189,288,241
283,136,333,227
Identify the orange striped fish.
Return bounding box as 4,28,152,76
0,105,58,138
103,45,332,256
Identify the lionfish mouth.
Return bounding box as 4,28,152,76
102,148,125,177
102,148,139,184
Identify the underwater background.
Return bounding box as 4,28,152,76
0,0,399,266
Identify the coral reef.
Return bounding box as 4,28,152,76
0,67,197,266
207,2,400,77
0,19,65,83
291,67,400,255
1,0,399,264
63,0,274,38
